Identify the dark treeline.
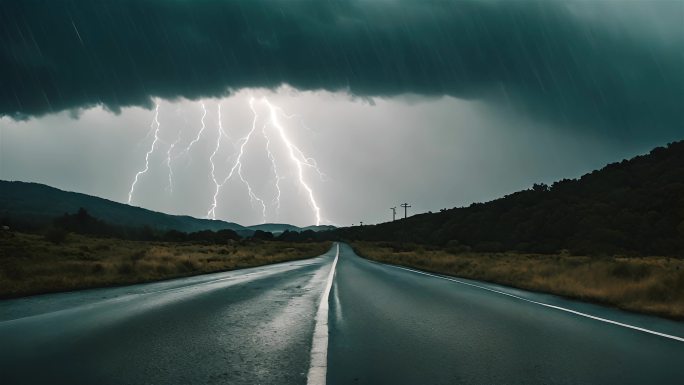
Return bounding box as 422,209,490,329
329,141,684,256
45,208,242,243
1,208,328,244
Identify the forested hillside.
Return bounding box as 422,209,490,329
335,141,684,256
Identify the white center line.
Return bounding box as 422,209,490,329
307,243,339,385
388,264,684,343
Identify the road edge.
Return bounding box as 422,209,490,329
307,243,340,385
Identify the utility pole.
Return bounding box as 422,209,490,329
390,207,397,221
400,203,411,219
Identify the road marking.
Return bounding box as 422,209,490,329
332,279,343,324
307,243,339,385
388,264,684,343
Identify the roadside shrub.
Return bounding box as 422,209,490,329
45,227,68,244
91,263,105,274
611,262,652,281
94,243,111,251
117,263,135,275
129,250,146,262
445,240,471,254
1,261,25,280
176,259,197,273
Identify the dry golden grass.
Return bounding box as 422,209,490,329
0,231,331,298
353,241,684,320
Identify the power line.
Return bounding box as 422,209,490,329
400,203,411,219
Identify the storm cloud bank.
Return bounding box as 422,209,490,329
1,0,682,136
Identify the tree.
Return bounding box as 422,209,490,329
252,230,274,240
532,183,549,192
45,227,68,244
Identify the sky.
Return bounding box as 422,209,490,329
0,0,682,227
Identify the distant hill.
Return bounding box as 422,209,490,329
302,225,337,232
247,223,300,234
336,140,684,256
0,181,250,235
247,223,337,234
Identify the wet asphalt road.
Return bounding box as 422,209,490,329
2,242,684,385
0,246,336,385
328,243,684,385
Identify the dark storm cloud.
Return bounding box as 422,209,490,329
1,0,682,136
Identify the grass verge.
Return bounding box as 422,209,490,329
352,241,684,320
0,231,331,298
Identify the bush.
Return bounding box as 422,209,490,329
611,262,652,281
91,263,105,274
252,230,274,240
45,227,68,244
117,263,135,275
129,250,146,262
176,259,197,273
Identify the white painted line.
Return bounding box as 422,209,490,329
388,264,684,343
307,243,340,385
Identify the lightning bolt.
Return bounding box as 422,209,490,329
206,103,226,220
260,97,322,226
127,103,161,205
178,102,207,160
262,122,282,211
269,107,327,181
206,101,267,222
124,96,326,226
165,131,181,193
